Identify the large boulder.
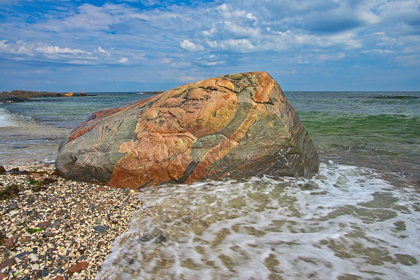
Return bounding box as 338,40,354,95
56,72,319,189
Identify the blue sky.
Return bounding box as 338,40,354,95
0,0,419,92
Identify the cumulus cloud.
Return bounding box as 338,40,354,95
180,40,204,52
0,40,140,65
0,40,89,57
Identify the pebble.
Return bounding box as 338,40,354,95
15,251,29,259
41,268,49,277
94,225,109,234
0,257,16,270
68,261,89,273
8,210,19,216
0,163,143,279
28,253,39,262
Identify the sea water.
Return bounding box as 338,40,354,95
1,91,420,279
97,163,420,279
0,93,153,165
0,107,69,164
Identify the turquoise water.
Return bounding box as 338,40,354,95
1,91,420,279
286,91,420,184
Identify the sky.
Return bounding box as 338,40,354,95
0,0,419,92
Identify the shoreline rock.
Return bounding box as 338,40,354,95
56,71,319,189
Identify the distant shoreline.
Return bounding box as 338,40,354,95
0,90,84,103
1,90,64,98
0,90,163,103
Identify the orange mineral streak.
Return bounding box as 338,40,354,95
187,103,265,182
136,78,238,137
216,78,235,91
108,133,195,188
253,71,274,103
108,77,240,188
187,72,275,182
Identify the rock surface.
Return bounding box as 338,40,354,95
56,71,319,189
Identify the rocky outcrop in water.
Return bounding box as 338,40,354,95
0,95,27,103
56,71,319,189
1,90,63,98
0,91,88,101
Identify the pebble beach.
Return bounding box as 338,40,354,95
0,163,142,280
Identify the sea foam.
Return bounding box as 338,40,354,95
98,163,420,279
0,108,26,127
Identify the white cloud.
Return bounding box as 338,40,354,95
201,61,226,66
361,49,395,54
119,57,129,63
319,52,346,61
396,55,420,65
222,39,256,51
0,40,142,65
246,13,256,21
97,46,109,54
0,40,89,57
122,0,161,6
163,58,191,67
217,3,228,12
280,69,299,75
180,39,204,52
179,74,197,82
36,45,88,55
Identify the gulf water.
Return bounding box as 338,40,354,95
1,91,419,279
